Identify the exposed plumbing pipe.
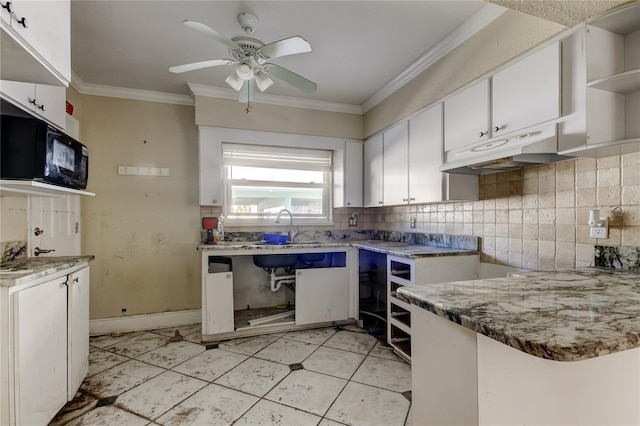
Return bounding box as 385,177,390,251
268,269,296,292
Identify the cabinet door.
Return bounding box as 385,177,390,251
198,128,223,206
383,122,409,206
409,103,444,203
202,272,234,335
295,267,349,325
344,141,363,207
68,266,89,400
364,134,383,207
333,141,363,208
14,276,68,425
492,42,561,136
9,0,71,83
0,80,66,128
444,79,490,151
0,0,10,26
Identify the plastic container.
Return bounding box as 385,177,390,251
263,233,288,245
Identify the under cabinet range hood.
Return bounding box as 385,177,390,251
441,124,574,175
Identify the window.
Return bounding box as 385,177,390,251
222,143,332,225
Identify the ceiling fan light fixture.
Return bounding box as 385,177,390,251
225,72,244,91
235,62,254,80
254,71,274,92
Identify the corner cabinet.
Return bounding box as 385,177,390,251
333,140,363,208
0,264,90,425
364,133,384,207
386,254,479,362
0,0,71,86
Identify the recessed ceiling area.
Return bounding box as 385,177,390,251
71,1,499,108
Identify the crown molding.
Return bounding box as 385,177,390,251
70,71,194,106
361,3,507,113
187,83,363,114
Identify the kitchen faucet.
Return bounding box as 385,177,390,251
275,209,294,243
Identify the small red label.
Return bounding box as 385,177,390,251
66,101,74,115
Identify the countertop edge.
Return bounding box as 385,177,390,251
0,255,95,287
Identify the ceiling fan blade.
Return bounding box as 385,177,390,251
239,80,255,103
169,59,234,74
263,64,317,93
254,71,274,92
183,20,241,51
225,72,244,91
258,36,311,60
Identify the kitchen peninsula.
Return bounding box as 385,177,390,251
399,268,640,425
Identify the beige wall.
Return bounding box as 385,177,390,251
195,96,363,139
363,10,565,137
74,92,201,319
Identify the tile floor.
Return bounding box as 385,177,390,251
51,324,412,425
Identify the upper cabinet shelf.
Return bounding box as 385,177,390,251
0,180,95,197
588,69,640,94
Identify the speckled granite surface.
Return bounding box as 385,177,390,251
0,255,95,287
398,268,640,362
200,231,478,258
595,245,640,271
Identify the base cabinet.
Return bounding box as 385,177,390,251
202,271,234,335
0,264,90,426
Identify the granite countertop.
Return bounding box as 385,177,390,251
398,268,640,362
0,255,95,287
350,241,478,258
198,240,478,258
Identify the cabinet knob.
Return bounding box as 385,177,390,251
16,15,26,27
212,199,218,204
226,274,231,279
347,201,351,206
378,201,383,205
479,131,488,137
494,126,502,133
29,98,37,107
1,1,12,13
34,227,44,236
37,104,45,111
402,198,408,202
410,197,415,201
73,277,79,283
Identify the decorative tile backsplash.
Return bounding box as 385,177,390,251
594,245,640,271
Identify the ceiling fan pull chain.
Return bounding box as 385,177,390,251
245,84,252,113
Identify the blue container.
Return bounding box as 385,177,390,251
263,233,288,245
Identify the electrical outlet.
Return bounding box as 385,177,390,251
590,226,608,239
410,217,416,228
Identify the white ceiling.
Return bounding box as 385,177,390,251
71,1,505,110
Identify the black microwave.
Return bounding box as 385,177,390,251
1,100,88,190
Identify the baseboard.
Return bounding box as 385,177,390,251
90,309,201,336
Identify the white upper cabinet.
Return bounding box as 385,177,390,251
334,140,363,208
0,0,70,86
410,104,478,203
492,42,561,137
364,133,383,207
383,122,409,206
444,79,490,152
444,42,561,153
409,104,443,204
198,127,223,206
0,80,66,129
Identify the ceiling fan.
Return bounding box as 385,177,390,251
170,13,317,103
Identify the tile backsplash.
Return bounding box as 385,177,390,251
202,152,640,271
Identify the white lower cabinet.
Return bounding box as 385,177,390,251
14,276,68,426
295,267,349,325
202,271,234,335
1,264,90,426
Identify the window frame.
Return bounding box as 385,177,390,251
221,143,334,226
